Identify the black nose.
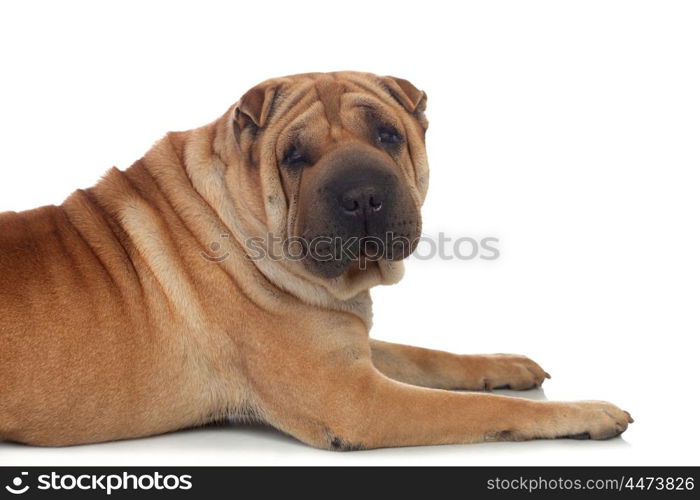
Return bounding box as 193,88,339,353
341,185,384,215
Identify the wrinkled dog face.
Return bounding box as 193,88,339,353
233,72,429,280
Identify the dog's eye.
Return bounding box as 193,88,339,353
282,146,306,166
377,126,402,145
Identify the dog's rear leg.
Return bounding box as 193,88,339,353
370,339,550,390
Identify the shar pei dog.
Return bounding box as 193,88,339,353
0,71,632,449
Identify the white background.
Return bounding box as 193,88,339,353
1,0,698,466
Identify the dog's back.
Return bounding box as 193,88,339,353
0,166,241,446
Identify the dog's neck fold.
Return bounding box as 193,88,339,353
152,119,393,331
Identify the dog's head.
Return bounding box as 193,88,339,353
228,71,429,293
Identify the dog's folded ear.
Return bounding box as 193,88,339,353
380,76,428,129
233,82,279,145
236,83,278,128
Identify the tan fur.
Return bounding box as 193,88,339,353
0,71,631,449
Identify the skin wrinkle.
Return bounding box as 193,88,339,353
81,187,135,269
51,208,90,287
315,79,344,141
188,126,256,237
167,131,187,168
284,167,303,246
266,141,290,231
157,134,246,266
340,77,395,108
64,192,154,348
119,203,193,323
95,169,165,304
270,98,323,159
192,130,301,314
120,204,186,322
183,145,285,314
349,90,426,208
266,80,316,127
78,188,148,300
259,105,319,239
143,167,203,249
65,205,119,288
344,96,417,189
405,129,422,196
131,163,212,314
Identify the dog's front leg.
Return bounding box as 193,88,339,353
255,353,632,450
370,339,550,390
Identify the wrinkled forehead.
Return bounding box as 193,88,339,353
265,75,405,138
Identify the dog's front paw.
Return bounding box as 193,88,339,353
473,354,551,391
484,399,633,443
554,400,634,440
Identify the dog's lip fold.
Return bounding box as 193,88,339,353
300,235,418,281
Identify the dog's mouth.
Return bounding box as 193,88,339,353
298,231,420,280
345,256,380,279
